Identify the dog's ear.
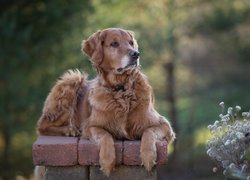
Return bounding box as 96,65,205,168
127,30,138,49
82,30,106,65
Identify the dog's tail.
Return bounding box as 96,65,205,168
37,69,88,136
55,69,88,88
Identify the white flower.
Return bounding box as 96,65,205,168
217,127,222,131
224,140,230,146
229,163,236,169
222,117,230,122
221,114,230,122
241,164,247,172
206,103,250,178
219,102,225,107
212,167,218,173
227,107,233,114
240,155,244,160
207,125,212,130
223,170,226,175
236,132,244,139
235,105,241,111
242,112,248,117
206,149,211,155
231,139,236,144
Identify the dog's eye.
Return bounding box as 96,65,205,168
110,41,119,48
129,41,134,46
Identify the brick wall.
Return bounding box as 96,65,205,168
32,136,168,180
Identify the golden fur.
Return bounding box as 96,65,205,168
37,69,87,136
36,28,175,176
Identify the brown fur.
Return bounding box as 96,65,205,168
36,28,175,177
37,69,87,136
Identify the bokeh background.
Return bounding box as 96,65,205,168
1,0,250,179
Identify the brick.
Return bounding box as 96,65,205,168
32,136,78,166
123,141,168,165
156,141,168,165
44,166,89,180
78,139,123,165
123,141,141,165
90,165,156,180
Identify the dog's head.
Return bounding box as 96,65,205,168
82,28,140,74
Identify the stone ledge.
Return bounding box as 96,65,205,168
43,165,157,180
90,165,156,180
32,136,78,166
32,136,168,166
123,141,168,165
45,166,89,180
78,139,123,165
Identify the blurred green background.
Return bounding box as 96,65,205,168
0,0,250,179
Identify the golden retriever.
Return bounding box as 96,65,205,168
36,28,175,176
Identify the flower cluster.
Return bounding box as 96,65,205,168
206,102,250,179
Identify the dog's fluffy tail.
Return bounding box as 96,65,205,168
56,69,87,88
37,69,88,136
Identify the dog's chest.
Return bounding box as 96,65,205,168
114,88,137,113
89,85,140,139
107,89,138,138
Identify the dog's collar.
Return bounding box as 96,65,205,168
113,84,125,92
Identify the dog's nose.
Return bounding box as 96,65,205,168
129,50,140,59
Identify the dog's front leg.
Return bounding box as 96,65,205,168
89,127,116,176
140,123,174,171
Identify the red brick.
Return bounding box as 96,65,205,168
32,136,78,166
78,139,123,165
123,140,168,165
156,141,168,165
123,141,141,165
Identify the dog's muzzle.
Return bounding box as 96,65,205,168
129,50,140,65
127,50,140,67
117,50,140,73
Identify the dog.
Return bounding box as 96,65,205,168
36,28,175,176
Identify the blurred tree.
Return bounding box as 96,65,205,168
164,0,178,157
0,0,92,179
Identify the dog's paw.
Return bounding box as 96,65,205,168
99,142,116,176
140,148,157,171
44,112,58,121
166,129,176,143
100,161,114,177
64,126,80,137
